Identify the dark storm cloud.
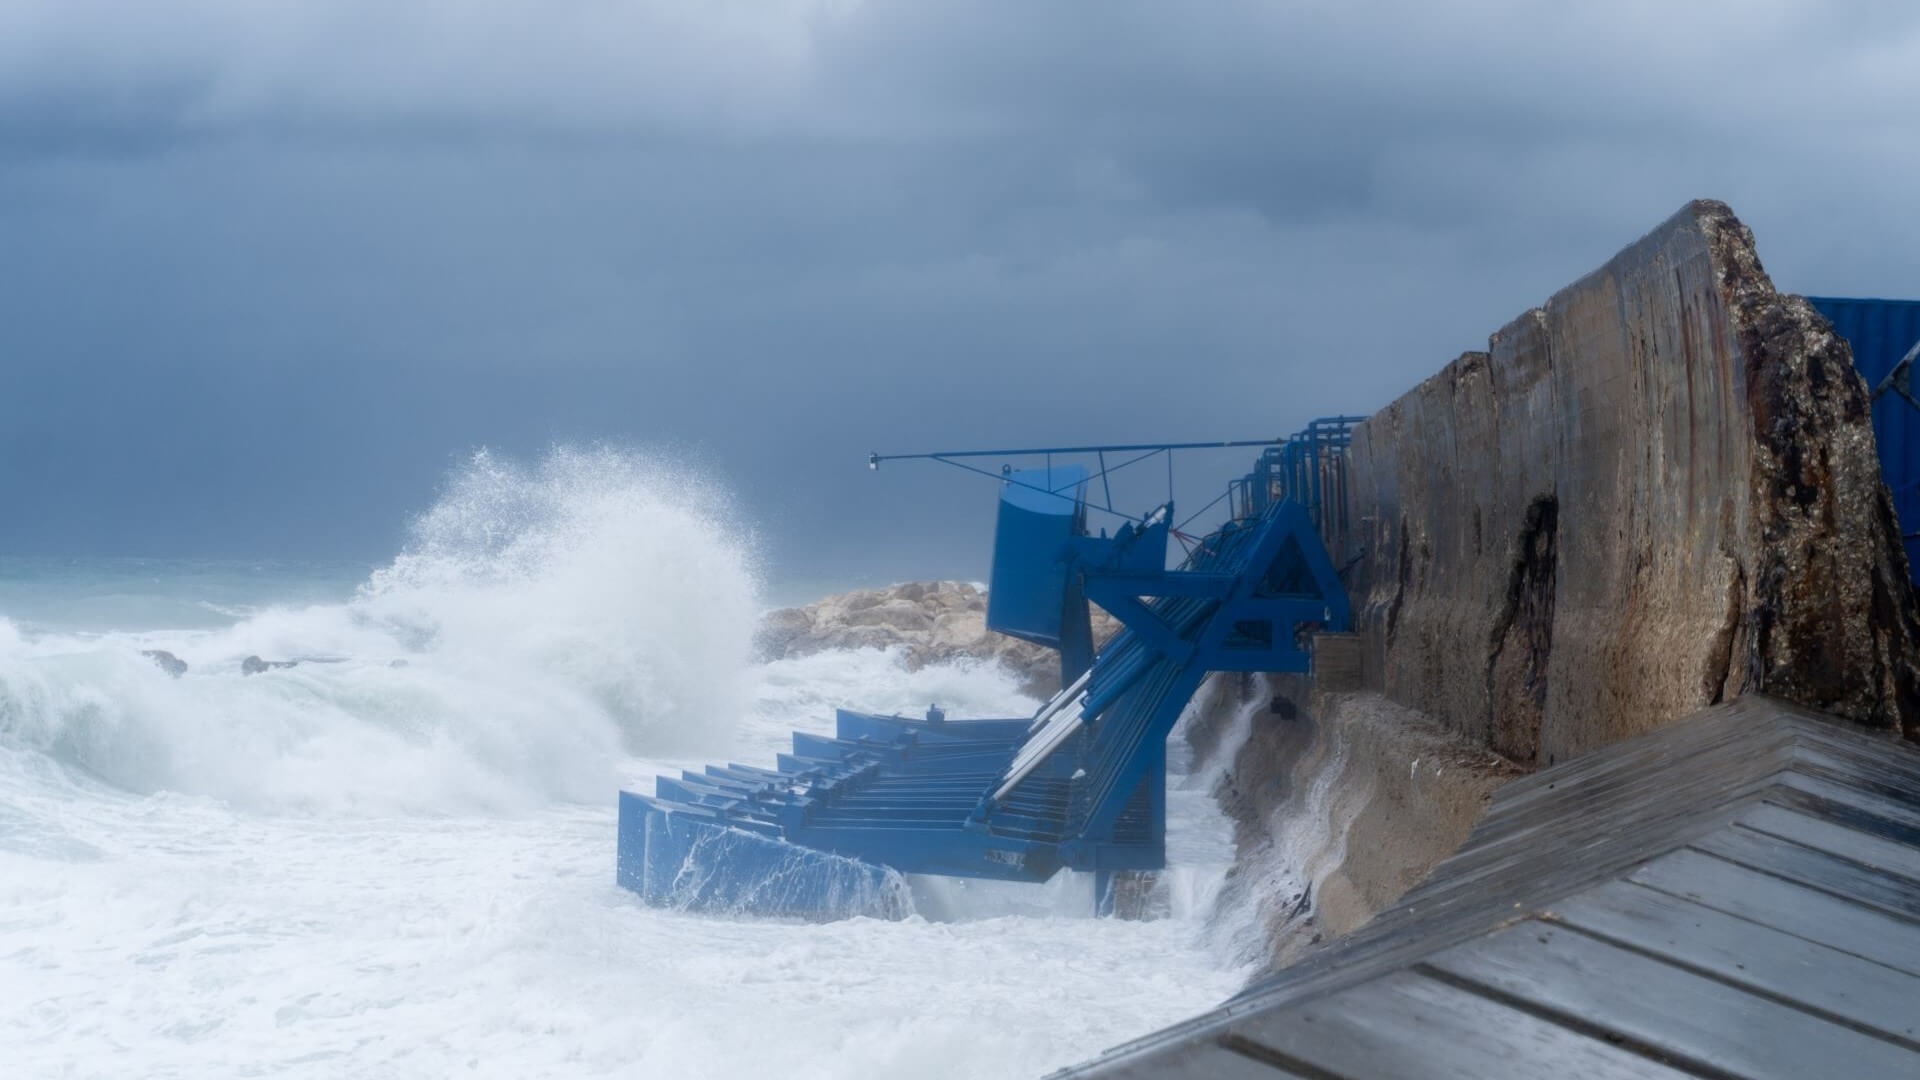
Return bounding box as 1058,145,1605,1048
3,2,1918,583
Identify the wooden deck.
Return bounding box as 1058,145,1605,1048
1057,695,1920,1079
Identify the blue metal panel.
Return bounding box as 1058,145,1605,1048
617,792,911,919
1807,297,1920,585
986,465,1087,648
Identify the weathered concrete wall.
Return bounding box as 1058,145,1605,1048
1342,200,1920,761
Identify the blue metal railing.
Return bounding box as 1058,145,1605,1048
1229,415,1366,533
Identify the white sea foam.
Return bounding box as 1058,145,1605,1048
0,447,760,814
0,447,1253,1078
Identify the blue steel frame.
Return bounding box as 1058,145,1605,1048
618,421,1360,918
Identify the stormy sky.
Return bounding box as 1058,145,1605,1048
3,1,1918,585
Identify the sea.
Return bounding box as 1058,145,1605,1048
0,448,1257,1079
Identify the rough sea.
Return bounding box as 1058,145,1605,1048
0,448,1256,1079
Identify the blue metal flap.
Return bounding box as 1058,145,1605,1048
987,465,1087,647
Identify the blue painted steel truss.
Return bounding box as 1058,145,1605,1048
618,434,1355,919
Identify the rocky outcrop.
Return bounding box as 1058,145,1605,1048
756,581,1118,698
141,649,187,678
1338,199,1920,760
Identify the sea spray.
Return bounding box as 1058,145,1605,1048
0,459,1258,1077
0,446,761,814
354,446,761,756
0,644,1253,1080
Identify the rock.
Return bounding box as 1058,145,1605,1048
241,655,300,676
752,607,814,660
1193,672,1522,967
757,581,1119,698
812,625,899,653
141,650,188,678
842,600,934,634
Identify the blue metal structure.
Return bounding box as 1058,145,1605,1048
986,464,1095,687
1230,416,1366,533
618,426,1357,918
1808,297,1920,587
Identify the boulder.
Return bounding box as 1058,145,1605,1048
752,607,815,659
240,655,300,676
141,649,188,678
842,600,934,634
757,581,1118,697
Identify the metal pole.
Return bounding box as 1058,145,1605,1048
868,438,1286,464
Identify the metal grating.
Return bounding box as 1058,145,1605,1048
1056,695,1920,1079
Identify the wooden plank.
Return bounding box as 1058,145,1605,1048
1231,750,1920,1051
1367,795,1767,951
1788,732,1920,790
1426,921,1918,1079
1789,752,1920,816
1550,879,1920,1045
1483,703,1768,807
1389,787,1754,915
1768,779,1920,846
1410,730,1798,897
1232,969,1692,1080
1432,726,1918,915
1776,769,1920,833
1737,803,1920,883
1087,1041,1303,1080
1434,766,1747,872
1631,848,1920,975
1692,825,1920,921
1484,709,1781,817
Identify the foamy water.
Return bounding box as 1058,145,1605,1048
0,448,1253,1078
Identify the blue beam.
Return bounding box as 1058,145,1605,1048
1084,571,1237,598
1082,588,1194,666
869,438,1285,465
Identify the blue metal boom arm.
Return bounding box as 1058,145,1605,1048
868,438,1288,466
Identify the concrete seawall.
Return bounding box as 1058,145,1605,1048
1186,674,1518,973
1195,199,1920,975
1337,199,1919,759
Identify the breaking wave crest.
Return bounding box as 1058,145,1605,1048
0,447,761,814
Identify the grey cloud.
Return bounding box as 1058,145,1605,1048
1,2,1917,583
